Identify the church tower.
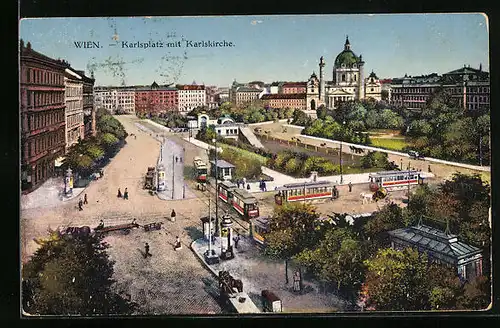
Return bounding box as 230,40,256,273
319,56,326,102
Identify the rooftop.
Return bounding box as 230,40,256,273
388,224,482,262
210,159,235,168
237,87,262,93
261,93,306,100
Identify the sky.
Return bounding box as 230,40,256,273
19,14,489,87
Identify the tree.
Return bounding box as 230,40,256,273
296,228,365,298
428,264,463,310
363,203,405,247
22,231,137,315
457,275,491,310
363,247,429,311
265,203,320,259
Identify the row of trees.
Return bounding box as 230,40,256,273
62,108,128,178
263,173,491,310
302,117,372,144
404,89,490,165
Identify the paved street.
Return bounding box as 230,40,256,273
20,115,223,314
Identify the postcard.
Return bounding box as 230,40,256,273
19,14,491,316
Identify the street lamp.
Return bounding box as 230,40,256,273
212,138,219,235
340,121,346,184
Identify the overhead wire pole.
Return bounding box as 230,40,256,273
213,138,219,235
172,154,175,199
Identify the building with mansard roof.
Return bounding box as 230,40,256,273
389,64,490,111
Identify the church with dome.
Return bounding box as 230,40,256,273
306,36,382,110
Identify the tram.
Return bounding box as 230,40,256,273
193,157,208,183
249,217,270,246
231,188,260,219
217,181,260,220
274,181,338,205
218,180,237,203
368,170,423,191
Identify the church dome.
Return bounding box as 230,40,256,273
334,36,362,68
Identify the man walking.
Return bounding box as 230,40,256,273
84,193,88,204
124,188,129,200
78,198,83,211
348,182,353,193
233,233,240,249
117,188,122,198
144,243,152,258
171,209,176,222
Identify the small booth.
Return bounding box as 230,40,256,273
261,290,282,312
157,164,166,191
200,216,219,264
200,216,216,241
210,159,235,181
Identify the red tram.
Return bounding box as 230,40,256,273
274,181,337,205
217,181,260,219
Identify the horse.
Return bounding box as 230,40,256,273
360,193,373,204
63,226,92,238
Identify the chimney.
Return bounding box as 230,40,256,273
20,39,24,48
27,41,31,49
479,63,482,71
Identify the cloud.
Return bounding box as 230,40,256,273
250,20,263,25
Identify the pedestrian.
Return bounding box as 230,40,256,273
247,183,251,191
243,177,247,186
124,188,129,200
134,135,137,140
293,271,301,292
97,219,104,230
175,156,178,163
84,193,88,204
171,209,176,222
263,181,267,192
175,236,182,250
428,164,432,173
144,242,152,258
348,182,353,192
78,198,83,211
233,233,240,249
236,180,240,188
117,188,122,198
180,157,183,163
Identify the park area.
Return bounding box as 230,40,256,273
367,129,411,151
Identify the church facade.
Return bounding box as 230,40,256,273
306,37,382,111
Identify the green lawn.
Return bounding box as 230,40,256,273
369,138,409,151
220,144,268,165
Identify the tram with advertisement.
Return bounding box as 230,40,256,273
249,217,270,246
217,182,260,220
368,170,423,191
193,157,208,183
274,181,338,205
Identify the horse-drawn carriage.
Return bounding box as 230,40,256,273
218,270,260,313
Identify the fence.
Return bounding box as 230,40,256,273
259,134,344,156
